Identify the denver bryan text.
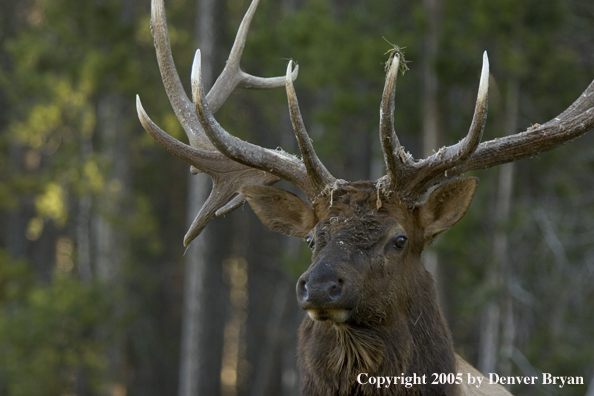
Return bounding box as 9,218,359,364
489,373,584,388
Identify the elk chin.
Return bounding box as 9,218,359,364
307,308,352,323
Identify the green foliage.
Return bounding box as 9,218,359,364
0,265,117,395
0,0,169,230
0,251,34,303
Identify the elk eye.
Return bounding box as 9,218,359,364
305,235,315,250
393,236,407,250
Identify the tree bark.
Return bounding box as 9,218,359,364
478,78,518,376
421,0,444,310
178,0,225,395
421,0,441,160
94,93,131,396
498,79,518,379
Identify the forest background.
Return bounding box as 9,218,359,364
1,0,593,395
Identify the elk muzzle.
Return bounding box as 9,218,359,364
296,260,358,323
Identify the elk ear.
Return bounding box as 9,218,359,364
418,177,478,241
241,185,317,238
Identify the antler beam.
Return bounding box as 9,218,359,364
378,51,594,203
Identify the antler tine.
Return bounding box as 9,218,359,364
403,52,490,198
451,79,594,175
207,0,299,112
191,50,318,199
183,170,273,245
151,0,209,150
137,95,219,168
437,52,489,165
286,60,337,193
379,51,413,189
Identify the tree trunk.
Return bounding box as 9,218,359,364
0,0,28,263
94,93,131,396
478,78,518,376
498,79,518,379
421,0,441,160
178,173,225,396
177,0,225,395
421,0,444,310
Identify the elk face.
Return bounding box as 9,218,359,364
297,182,414,325
243,177,478,325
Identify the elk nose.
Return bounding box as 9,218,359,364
297,275,343,308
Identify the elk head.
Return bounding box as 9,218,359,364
138,0,594,393
242,178,477,326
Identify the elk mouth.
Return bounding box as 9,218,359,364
307,308,353,323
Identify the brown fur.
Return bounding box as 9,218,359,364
243,179,511,396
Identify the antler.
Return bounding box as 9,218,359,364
140,0,594,243
137,0,334,246
378,51,594,203
137,0,299,245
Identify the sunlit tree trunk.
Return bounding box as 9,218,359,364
178,1,225,395
90,1,137,393
94,93,131,396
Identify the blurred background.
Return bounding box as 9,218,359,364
1,0,593,395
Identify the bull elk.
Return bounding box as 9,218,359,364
136,0,594,394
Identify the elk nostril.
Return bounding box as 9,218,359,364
298,279,309,302
327,279,343,301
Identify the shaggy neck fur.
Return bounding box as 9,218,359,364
298,286,456,396
330,324,386,373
